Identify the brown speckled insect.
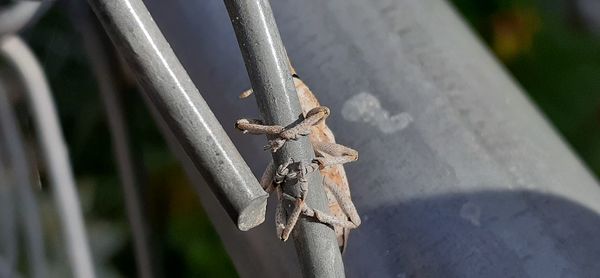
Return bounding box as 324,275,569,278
235,66,361,251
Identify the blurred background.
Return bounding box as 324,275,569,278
2,0,599,277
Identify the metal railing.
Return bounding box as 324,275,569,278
0,0,346,276
3,0,599,277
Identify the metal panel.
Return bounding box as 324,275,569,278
144,0,600,277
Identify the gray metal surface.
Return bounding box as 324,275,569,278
0,1,43,36
0,1,42,35
0,155,17,278
223,0,343,277
0,86,46,278
87,0,268,231
1,35,95,278
144,0,600,277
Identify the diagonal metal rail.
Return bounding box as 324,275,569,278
86,0,268,231
223,0,345,277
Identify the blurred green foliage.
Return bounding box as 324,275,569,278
451,0,600,177
12,0,600,277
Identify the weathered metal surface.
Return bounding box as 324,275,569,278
144,0,600,277
87,0,268,231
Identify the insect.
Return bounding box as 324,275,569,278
235,66,361,251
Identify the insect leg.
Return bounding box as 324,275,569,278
280,193,304,241
323,176,361,227
275,186,286,238
259,160,277,193
279,160,312,241
239,88,254,99
313,142,358,168
235,119,284,135
278,106,330,140
302,205,357,229
268,106,330,152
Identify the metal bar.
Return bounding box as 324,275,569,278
0,154,17,278
0,35,95,278
0,86,46,278
0,1,43,36
222,0,344,277
67,3,155,277
86,0,268,231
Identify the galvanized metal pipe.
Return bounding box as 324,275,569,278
86,0,268,230
223,0,345,277
0,35,95,278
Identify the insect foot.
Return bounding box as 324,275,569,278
274,159,319,197
272,159,321,241
274,158,294,186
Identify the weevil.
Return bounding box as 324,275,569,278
235,67,361,251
